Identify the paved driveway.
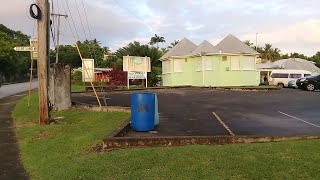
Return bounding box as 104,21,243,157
72,88,320,137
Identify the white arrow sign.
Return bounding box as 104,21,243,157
14,46,37,52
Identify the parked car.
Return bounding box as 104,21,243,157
288,79,298,88
269,69,311,88
296,74,320,91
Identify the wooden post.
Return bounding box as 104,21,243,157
37,0,50,124
27,59,34,107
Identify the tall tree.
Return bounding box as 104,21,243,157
115,41,164,86
149,34,165,48
167,40,180,49
0,24,30,82
243,40,254,47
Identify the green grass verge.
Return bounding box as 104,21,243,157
12,94,320,179
71,85,85,93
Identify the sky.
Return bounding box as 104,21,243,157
1,0,320,56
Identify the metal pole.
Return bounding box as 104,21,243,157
55,16,60,63
256,33,258,50
37,0,50,124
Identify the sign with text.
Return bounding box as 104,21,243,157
123,56,151,72
14,46,37,51
82,59,95,82
128,71,147,79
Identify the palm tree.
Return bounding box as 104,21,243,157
263,43,273,61
149,34,166,48
243,40,253,47
167,40,180,49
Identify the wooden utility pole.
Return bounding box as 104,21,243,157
51,13,68,63
37,0,50,124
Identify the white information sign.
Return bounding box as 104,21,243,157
14,46,37,51
128,72,147,79
82,59,95,82
123,56,151,72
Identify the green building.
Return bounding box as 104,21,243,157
160,34,260,87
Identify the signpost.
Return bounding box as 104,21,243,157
14,38,39,107
14,46,37,51
123,56,150,89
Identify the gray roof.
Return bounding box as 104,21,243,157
273,58,320,73
160,38,197,60
215,34,258,54
190,40,220,55
256,61,273,69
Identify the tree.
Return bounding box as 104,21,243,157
149,34,165,48
53,40,106,68
0,24,30,82
115,40,164,86
243,40,254,47
167,40,180,49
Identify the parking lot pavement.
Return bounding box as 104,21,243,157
72,88,320,137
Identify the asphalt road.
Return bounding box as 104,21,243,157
72,88,320,137
0,81,38,99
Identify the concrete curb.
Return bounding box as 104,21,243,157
102,121,320,151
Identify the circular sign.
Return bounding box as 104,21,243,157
134,57,143,65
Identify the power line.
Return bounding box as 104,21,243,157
74,0,88,40
65,0,80,40
60,0,76,40
112,0,153,33
81,0,97,62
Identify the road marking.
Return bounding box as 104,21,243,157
12,94,27,97
0,102,14,106
278,111,320,129
212,112,235,136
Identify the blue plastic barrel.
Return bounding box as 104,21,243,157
131,93,155,131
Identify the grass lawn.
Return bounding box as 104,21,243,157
13,94,320,179
71,85,85,93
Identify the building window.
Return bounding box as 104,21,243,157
173,59,183,72
230,56,240,70
163,60,171,74
243,56,255,70
196,57,202,71
205,58,213,70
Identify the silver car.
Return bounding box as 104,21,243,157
288,79,298,88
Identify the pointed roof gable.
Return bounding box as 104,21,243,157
215,34,258,54
160,38,197,60
190,40,219,55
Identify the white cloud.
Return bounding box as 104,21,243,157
0,0,319,56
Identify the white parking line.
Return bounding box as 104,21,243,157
212,112,235,136
0,102,14,106
278,111,320,128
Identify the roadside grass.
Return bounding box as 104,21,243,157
71,85,85,93
13,94,320,179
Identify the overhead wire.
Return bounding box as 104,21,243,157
81,0,98,65
111,0,153,33
65,0,80,40
75,0,95,59
60,0,76,40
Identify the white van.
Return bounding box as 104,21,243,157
269,69,312,88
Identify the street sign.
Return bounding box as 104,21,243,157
30,38,37,47
128,71,147,79
14,46,37,52
31,51,38,60
30,37,38,60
